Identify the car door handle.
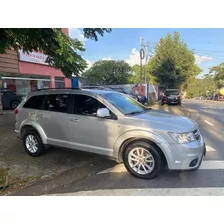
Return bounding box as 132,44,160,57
70,118,79,123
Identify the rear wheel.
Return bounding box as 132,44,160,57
123,141,162,179
23,130,46,157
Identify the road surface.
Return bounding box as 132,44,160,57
12,100,224,196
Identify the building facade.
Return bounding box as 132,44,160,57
0,28,71,98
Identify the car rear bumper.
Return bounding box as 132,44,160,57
162,136,206,170
162,98,181,104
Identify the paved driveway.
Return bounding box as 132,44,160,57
0,104,189,195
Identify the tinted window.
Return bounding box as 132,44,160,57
43,94,70,113
165,90,179,96
75,95,107,116
23,95,45,109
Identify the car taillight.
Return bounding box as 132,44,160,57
163,95,167,98
14,108,19,115
177,95,180,98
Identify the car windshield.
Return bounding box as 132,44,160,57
165,90,179,96
102,92,148,115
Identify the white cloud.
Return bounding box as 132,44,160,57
69,28,85,42
101,57,112,61
86,60,92,69
84,58,112,70
126,48,140,66
194,55,212,64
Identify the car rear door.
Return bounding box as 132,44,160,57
36,93,72,148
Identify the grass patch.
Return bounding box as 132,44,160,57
0,168,10,190
0,169,43,195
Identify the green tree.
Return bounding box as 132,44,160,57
0,28,111,114
82,60,132,85
128,64,157,84
209,62,224,88
0,28,111,78
148,32,201,89
186,75,216,98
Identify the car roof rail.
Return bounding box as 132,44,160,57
34,87,81,92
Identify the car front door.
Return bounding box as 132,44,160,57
36,93,72,148
68,94,115,157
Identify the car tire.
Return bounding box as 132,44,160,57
11,100,20,110
123,141,162,179
23,130,46,157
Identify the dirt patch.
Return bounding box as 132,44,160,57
0,112,108,195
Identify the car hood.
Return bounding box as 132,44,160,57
130,110,197,132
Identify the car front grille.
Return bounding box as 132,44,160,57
193,129,200,141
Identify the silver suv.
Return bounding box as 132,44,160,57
15,88,206,179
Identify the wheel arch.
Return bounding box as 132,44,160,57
117,137,167,168
20,121,47,144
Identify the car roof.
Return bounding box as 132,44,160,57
27,88,116,97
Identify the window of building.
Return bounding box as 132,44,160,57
74,94,107,116
43,94,70,113
23,95,45,109
55,77,65,88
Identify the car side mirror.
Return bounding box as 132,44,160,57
97,108,111,118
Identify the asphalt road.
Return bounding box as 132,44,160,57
12,100,224,196
183,99,224,160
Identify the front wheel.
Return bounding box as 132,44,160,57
123,141,163,179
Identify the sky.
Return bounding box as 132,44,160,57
69,28,224,77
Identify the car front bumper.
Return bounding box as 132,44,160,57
161,135,206,170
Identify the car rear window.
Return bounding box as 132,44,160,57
165,90,179,96
23,95,45,109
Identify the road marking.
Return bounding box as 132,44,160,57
206,145,216,152
98,164,126,174
45,188,224,196
204,120,214,126
200,161,224,169
97,160,224,175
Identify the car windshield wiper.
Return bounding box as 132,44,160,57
125,108,151,116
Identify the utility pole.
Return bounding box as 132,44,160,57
139,36,149,84
140,36,143,82
144,41,149,84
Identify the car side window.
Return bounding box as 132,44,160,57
23,95,45,109
43,94,70,113
74,94,107,116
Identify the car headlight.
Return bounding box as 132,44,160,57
168,132,196,144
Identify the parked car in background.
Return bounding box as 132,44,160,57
161,89,181,106
207,96,213,100
110,87,147,105
15,88,206,179
0,88,22,109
